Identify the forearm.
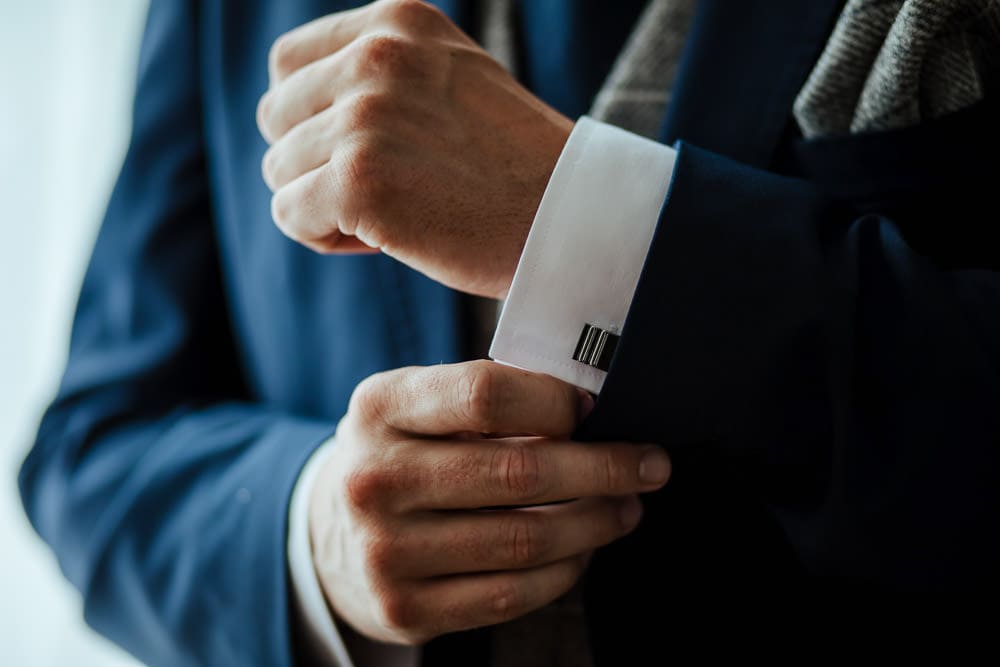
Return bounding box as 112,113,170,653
21,400,335,666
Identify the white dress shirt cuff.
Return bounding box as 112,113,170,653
490,116,677,394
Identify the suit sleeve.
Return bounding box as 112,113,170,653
576,112,1000,589
17,3,335,665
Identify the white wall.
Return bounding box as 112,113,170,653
0,1,150,664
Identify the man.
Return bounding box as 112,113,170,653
19,0,1000,666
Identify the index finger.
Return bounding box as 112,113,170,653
366,361,588,439
268,7,367,85
397,437,671,510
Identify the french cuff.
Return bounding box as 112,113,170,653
490,116,677,394
287,437,355,667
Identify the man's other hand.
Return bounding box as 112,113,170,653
257,0,573,299
309,361,670,645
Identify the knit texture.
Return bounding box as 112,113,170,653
794,0,1000,138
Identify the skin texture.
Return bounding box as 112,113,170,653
256,0,670,646
257,0,573,300
309,361,670,645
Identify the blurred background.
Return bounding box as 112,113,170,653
0,1,149,664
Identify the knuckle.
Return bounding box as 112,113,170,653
600,449,626,493
382,0,441,25
377,589,415,633
362,528,400,575
268,33,299,79
356,33,410,73
256,93,275,138
270,188,316,248
459,362,500,431
343,465,392,510
491,442,544,500
349,372,391,427
272,157,334,237
270,191,294,234
488,582,522,621
375,588,429,644
504,514,549,567
261,148,280,189
343,92,392,130
352,212,388,250
337,140,384,196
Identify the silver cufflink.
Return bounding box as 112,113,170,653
572,324,619,372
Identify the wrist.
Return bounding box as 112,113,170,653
496,114,574,300
490,117,678,393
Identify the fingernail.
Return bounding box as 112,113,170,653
577,390,595,420
638,446,671,486
619,496,643,530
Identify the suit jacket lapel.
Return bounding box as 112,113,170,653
661,0,844,167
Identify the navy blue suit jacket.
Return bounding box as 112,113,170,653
20,0,1000,665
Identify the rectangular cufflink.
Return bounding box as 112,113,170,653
572,324,619,372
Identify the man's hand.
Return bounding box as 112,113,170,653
310,361,671,645
257,0,573,299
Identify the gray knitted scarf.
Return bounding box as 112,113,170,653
795,0,1000,138
483,0,999,142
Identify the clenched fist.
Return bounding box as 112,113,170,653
310,361,671,645
257,0,573,299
